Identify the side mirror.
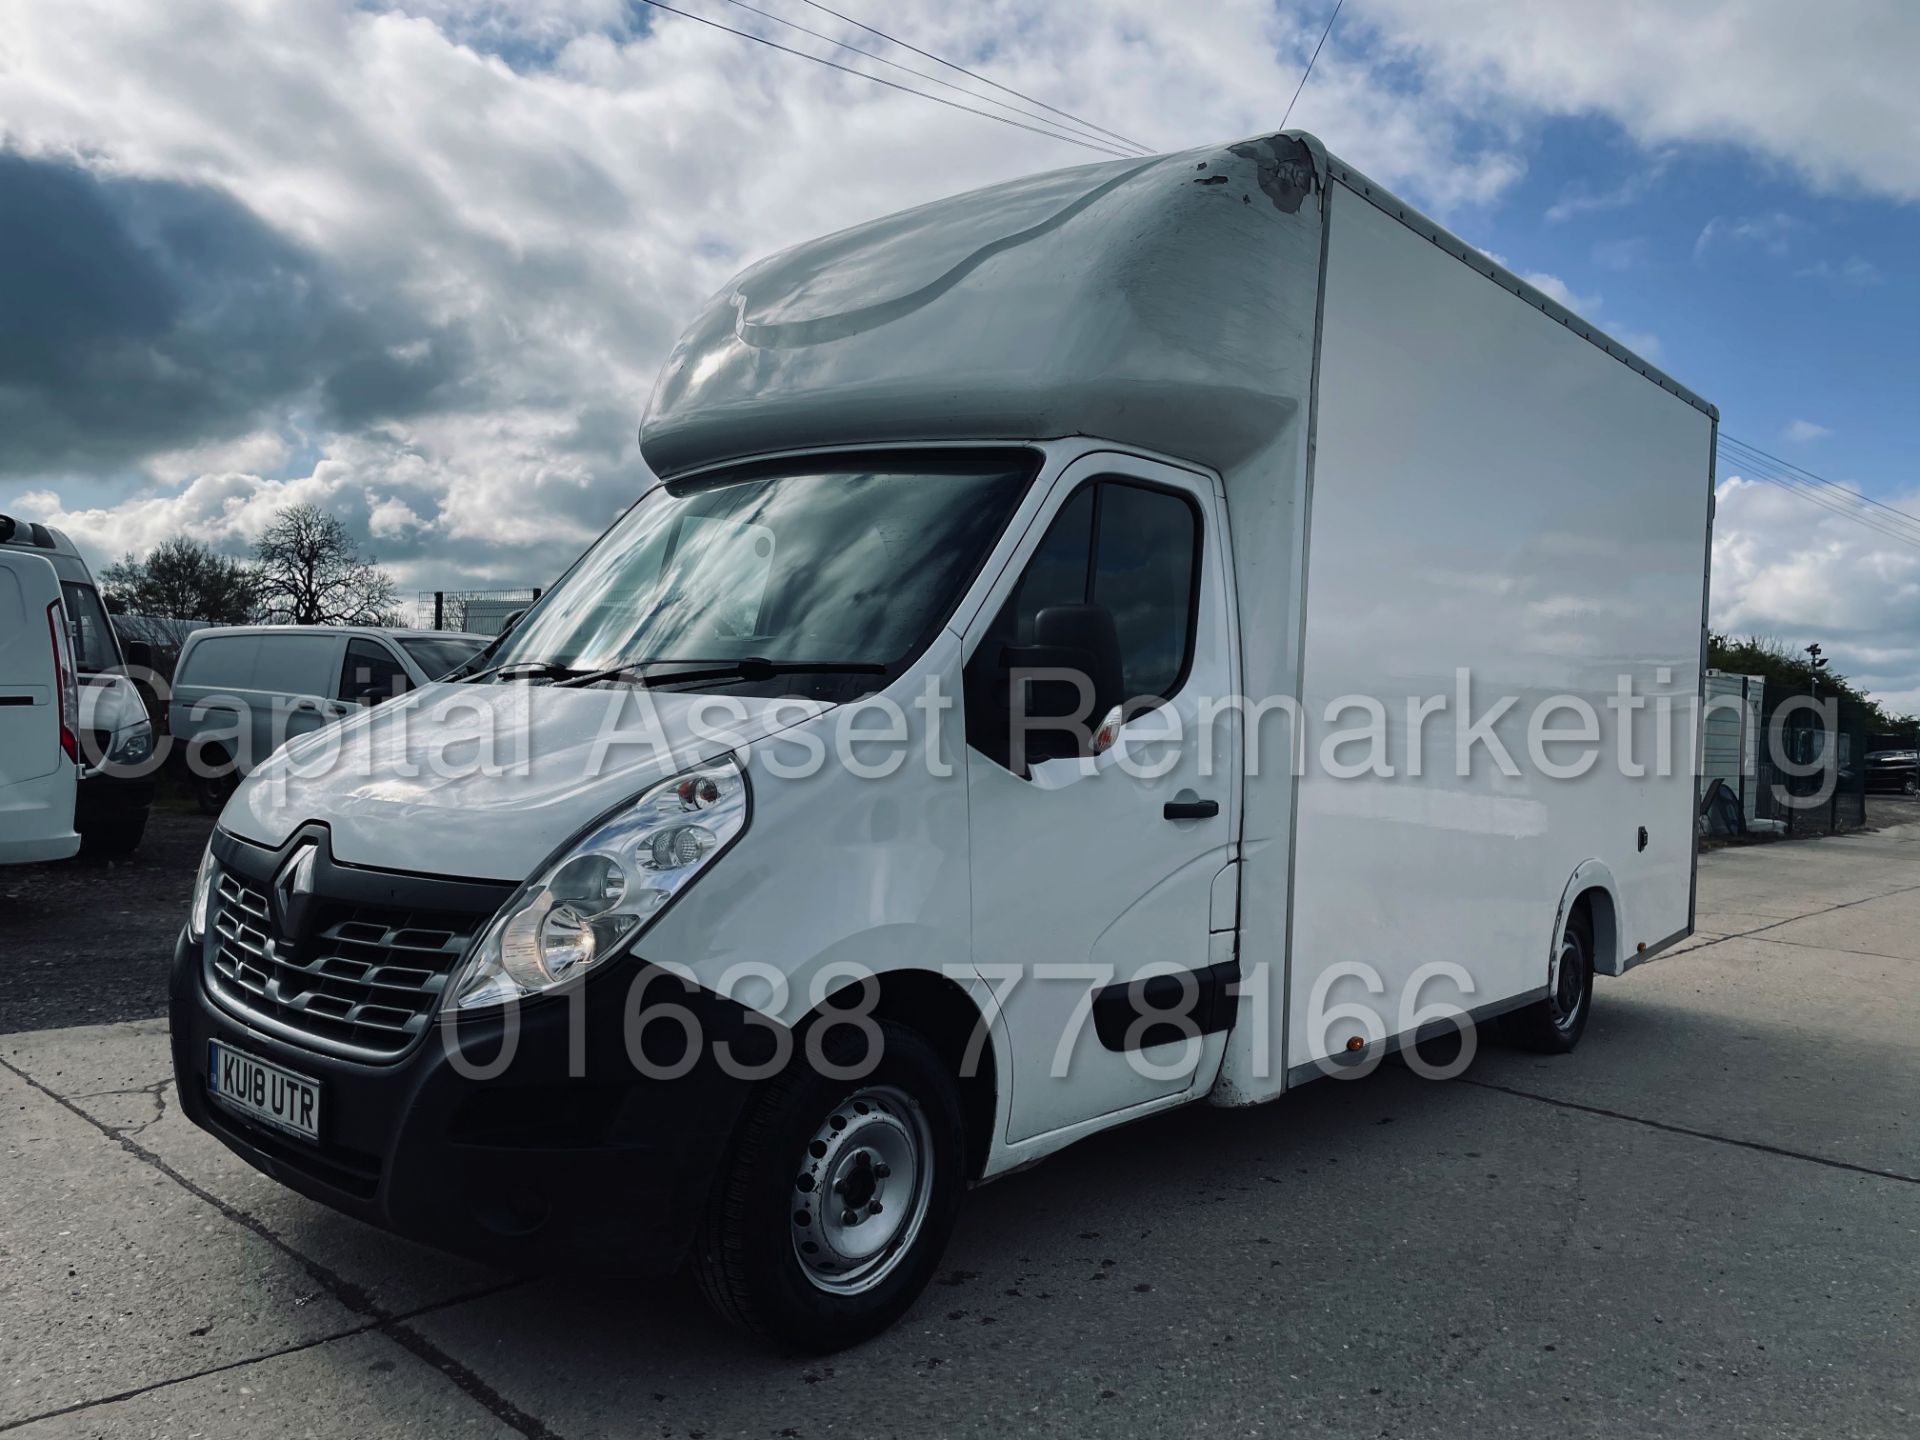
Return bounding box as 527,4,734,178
998,603,1125,765
498,608,527,637
121,640,153,672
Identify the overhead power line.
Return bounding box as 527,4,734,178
629,0,1138,159
1718,433,1920,552
1744,472,1920,550
1721,460,1920,550
1718,440,1920,548
1281,0,1345,130
794,0,1151,154
717,0,1151,155
1720,434,1920,536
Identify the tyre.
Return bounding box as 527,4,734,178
1904,775,1917,797
693,1019,967,1352
1507,905,1594,1053
192,753,238,816
80,811,148,858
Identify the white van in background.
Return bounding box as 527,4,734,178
0,515,154,856
0,546,80,865
169,625,487,813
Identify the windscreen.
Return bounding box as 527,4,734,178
491,453,1035,686
399,635,487,679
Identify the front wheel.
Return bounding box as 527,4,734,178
192,753,239,816
1507,906,1594,1053
693,1020,966,1352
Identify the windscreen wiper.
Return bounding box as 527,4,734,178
463,658,591,683
551,657,889,690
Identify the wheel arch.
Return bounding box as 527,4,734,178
1556,860,1624,976
808,967,1000,1183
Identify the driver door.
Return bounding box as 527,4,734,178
963,453,1240,1144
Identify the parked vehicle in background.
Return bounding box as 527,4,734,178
169,625,487,813
1699,670,1764,829
0,547,81,865
169,130,1714,1351
113,614,213,688
1866,747,1919,795
1,514,155,855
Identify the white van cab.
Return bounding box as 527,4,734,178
170,132,1715,1350
1,514,154,855
0,545,81,865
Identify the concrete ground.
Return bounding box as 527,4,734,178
2,829,1916,1438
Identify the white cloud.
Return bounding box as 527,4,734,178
1610,328,1663,362
1711,475,1920,714
1480,249,1655,354
1544,153,1672,223
367,495,428,540
1695,212,1801,259
1783,419,1831,443
0,0,1907,698
1518,269,1601,317
143,430,295,487
1355,0,1920,203
1796,256,1885,287
0,0,1538,594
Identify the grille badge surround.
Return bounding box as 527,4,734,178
270,842,320,949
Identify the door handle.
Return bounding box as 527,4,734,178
1163,798,1219,821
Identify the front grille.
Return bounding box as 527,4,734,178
210,872,482,1059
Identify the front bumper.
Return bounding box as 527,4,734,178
169,921,766,1275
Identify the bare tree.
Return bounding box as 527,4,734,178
251,504,400,626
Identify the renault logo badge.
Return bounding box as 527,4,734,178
271,842,320,942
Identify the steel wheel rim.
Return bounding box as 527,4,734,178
790,1084,933,1296
1550,934,1587,1031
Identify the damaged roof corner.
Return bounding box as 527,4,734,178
1225,133,1319,213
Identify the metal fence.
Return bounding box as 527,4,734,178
1748,691,1869,837
416,587,542,634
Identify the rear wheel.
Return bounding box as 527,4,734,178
1507,905,1594,1053
693,1020,966,1352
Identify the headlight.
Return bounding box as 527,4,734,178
188,842,217,941
107,719,154,767
451,757,749,1010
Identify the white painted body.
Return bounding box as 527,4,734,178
0,518,151,789
0,549,80,864
961,450,1241,1143
1248,181,1713,1092
215,131,1715,1179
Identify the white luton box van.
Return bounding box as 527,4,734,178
0,547,81,865
171,131,1715,1350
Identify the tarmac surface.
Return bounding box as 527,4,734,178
2,820,1916,1437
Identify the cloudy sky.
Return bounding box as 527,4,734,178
3,0,1918,704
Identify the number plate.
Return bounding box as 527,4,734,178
207,1041,321,1142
